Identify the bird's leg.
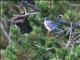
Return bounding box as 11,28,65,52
47,31,50,39
47,31,53,40
47,31,49,36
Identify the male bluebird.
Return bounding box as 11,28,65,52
44,17,64,34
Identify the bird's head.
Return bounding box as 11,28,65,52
44,17,50,21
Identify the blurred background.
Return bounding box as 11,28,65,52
0,0,80,60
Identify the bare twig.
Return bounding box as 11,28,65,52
34,44,56,51
73,34,80,44
21,1,40,12
65,22,73,49
1,22,11,46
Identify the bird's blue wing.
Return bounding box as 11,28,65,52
46,20,58,29
46,20,64,33
47,23,57,29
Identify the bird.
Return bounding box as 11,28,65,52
44,17,64,35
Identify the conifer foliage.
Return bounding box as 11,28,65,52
1,0,80,60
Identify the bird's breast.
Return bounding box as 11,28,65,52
44,21,52,31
